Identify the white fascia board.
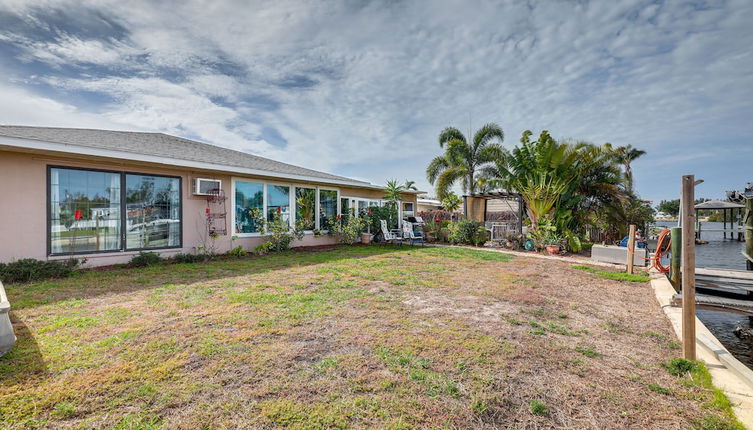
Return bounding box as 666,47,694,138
0,135,381,189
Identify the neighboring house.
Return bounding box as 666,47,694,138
0,126,420,267
416,197,442,214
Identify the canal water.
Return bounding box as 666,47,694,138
656,221,752,368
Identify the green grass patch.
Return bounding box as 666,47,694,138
575,345,601,358
529,399,549,415
571,265,649,282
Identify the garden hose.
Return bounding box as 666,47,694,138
625,228,672,273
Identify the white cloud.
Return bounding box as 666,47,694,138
0,0,751,201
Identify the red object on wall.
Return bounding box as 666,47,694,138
206,208,210,214
74,209,82,220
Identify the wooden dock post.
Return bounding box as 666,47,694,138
627,224,636,274
670,226,681,291
681,175,697,360
746,196,753,271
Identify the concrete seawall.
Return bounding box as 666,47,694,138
651,273,753,427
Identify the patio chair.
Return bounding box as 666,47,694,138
414,216,425,225
380,220,403,246
402,221,425,246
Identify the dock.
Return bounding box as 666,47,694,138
672,293,753,316
669,268,753,315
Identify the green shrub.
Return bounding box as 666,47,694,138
172,253,207,264
366,204,398,235
662,358,699,376
254,242,276,255
128,251,162,268
226,245,248,258
447,220,488,246
332,217,366,244
0,258,78,284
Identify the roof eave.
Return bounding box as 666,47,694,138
0,135,382,190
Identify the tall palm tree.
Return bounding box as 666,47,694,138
614,144,646,192
426,123,506,200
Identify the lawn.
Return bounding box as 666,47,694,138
0,245,742,429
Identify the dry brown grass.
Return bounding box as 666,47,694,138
0,245,740,429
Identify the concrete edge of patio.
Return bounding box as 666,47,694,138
651,273,753,428
0,279,16,357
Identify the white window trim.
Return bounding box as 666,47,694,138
232,177,342,237
231,177,266,238
317,186,340,233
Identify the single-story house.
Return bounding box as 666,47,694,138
416,197,442,213
0,125,420,267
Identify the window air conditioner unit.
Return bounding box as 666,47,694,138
193,178,221,195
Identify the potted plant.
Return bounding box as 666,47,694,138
544,230,563,255
360,209,373,244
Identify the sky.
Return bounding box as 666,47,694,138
0,0,751,204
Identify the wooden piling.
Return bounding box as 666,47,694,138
746,196,753,271
681,175,697,360
670,226,681,291
627,224,636,274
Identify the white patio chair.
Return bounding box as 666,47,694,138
414,216,425,225
381,220,403,246
402,221,425,246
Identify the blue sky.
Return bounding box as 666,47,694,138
0,0,751,204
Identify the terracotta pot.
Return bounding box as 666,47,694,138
361,233,372,244
545,244,560,255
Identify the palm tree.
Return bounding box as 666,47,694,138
614,144,646,192
426,123,506,200
384,179,405,205
403,180,418,191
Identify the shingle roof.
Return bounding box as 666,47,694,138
0,125,370,185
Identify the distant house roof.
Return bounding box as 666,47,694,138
417,198,441,206
0,125,405,190
694,199,745,210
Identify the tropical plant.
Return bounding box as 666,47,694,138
247,207,305,252
483,130,578,228
426,123,506,200
333,216,366,244
441,193,462,213
447,220,488,246
614,144,646,192
483,130,637,251
403,180,418,191
384,179,405,206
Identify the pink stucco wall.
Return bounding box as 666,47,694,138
0,148,415,267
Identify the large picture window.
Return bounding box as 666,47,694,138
234,181,264,233
49,167,182,255
295,187,316,230
125,174,181,249
319,189,338,231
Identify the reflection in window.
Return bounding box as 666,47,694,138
267,185,291,225
340,197,351,220
49,167,122,254
319,189,338,230
358,200,369,216
125,174,181,249
403,202,415,218
295,187,316,230
235,181,264,233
